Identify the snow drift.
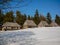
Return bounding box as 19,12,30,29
0,27,60,45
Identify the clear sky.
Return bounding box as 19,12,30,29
4,0,60,19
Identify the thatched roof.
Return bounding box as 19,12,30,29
50,22,58,27
2,22,21,27
38,21,48,27
23,20,37,26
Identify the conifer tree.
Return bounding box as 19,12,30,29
0,9,4,24
16,11,27,26
46,12,52,24
28,15,31,20
3,11,14,23
55,15,60,25
16,11,21,25
40,15,46,21
33,9,40,25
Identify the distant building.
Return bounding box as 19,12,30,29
38,21,49,27
23,20,37,28
50,22,59,27
2,22,21,31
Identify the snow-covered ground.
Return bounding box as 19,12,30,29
0,27,60,45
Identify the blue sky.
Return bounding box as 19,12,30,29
4,0,60,19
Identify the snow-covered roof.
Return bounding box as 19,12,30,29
38,21,48,27
50,22,58,27
23,20,37,26
2,22,21,27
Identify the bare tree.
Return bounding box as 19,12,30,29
0,0,32,9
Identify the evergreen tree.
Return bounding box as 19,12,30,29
55,15,60,25
30,16,34,20
23,14,27,23
16,11,27,26
0,9,4,24
40,15,46,21
28,15,31,20
3,11,14,23
21,14,27,26
16,11,21,25
33,9,40,25
46,12,52,24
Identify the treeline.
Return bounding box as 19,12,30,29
0,9,60,26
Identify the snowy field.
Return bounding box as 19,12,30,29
0,27,60,45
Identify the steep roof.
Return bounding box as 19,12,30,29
50,22,58,27
38,21,48,27
2,22,21,27
23,20,37,26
